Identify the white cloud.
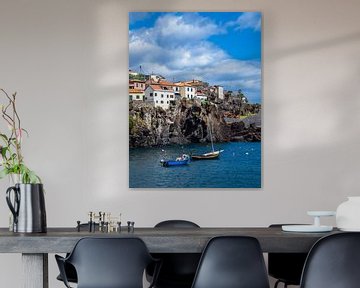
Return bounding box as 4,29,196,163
228,12,261,31
155,13,224,42
129,13,261,102
129,14,227,71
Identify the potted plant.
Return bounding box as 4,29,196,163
0,89,40,183
0,88,46,233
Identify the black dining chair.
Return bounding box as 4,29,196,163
300,232,360,288
146,220,201,288
268,224,308,288
56,223,99,284
191,236,270,288
55,237,161,288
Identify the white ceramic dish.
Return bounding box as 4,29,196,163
282,225,333,233
307,211,336,217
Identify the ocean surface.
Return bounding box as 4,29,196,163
129,142,261,188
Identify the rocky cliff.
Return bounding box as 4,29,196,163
129,99,261,148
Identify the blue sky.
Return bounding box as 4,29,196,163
129,12,261,103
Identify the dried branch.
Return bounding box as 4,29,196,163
0,88,40,183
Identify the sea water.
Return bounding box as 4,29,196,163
129,142,261,188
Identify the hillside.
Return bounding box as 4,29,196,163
129,99,261,148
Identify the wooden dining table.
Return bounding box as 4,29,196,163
0,226,339,288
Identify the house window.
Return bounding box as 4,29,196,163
150,93,153,97
156,100,158,103
167,101,169,104
161,100,164,104
155,93,157,96
187,87,189,91
161,94,164,98
170,95,173,98
145,97,147,100
167,95,169,98
136,95,140,99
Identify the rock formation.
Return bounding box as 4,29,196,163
129,99,261,148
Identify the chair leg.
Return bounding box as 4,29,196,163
274,280,289,288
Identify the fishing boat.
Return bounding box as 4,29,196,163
191,150,224,160
191,122,224,160
160,154,190,167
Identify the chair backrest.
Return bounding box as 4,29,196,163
150,220,201,287
191,236,270,288
300,232,360,288
155,219,200,228
268,224,308,285
66,237,154,288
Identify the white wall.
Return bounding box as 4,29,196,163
1,0,360,287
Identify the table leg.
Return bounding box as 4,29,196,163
22,253,48,288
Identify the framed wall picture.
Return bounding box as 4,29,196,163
129,12,262,188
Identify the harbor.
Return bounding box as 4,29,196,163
129,142,261,188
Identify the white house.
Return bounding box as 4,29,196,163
129,89,145,101
195,91,207,101
175,82,196,99
149,74,165,82
128,69,138,78
172,84,181,100
145,84,175,109
129,79,146,91
215,85,224,99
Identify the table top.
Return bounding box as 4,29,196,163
0,227,340,254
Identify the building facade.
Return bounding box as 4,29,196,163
145,84,176,109
129,79,146,91
129,89,145,101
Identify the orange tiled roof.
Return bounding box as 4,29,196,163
148,85,175,92
158,80,174,86
129,89,144,94
149,85,162,90
174,82,185,87
175,81,195,87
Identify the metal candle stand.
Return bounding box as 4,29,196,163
76,211,135,233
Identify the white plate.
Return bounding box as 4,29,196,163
307,211,336,217
282,225,333,232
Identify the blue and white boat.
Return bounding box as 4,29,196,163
160,154,190,167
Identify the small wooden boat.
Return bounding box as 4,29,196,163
160,154,190,167
191,150,223,160
191,122,224,160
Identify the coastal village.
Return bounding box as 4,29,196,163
129,69,250,110
129,68,261,148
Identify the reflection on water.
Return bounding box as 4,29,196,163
129,142,261,188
